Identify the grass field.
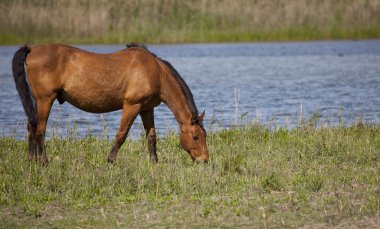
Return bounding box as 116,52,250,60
0,120,379,227
1,0,380,44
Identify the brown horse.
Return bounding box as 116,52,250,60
12,43,209,164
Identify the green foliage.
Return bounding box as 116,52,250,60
0,0,379,44
1,122,380,227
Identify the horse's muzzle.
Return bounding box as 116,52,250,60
193,153,209,164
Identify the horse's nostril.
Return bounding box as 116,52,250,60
193,154,209,164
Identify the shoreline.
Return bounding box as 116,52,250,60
1,32,379,46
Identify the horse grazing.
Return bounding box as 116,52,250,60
12,43,209,164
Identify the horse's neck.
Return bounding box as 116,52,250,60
160,73,193,126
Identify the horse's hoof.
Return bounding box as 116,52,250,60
107,156,115,163
150,157,158,163
41,158,49,166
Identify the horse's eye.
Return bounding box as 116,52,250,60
193,136,199,140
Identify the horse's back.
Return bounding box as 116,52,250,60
25,44,162,113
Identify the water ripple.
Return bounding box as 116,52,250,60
1,40,380,139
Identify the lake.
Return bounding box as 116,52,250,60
1,40,380,139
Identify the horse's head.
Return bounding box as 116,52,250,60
180,111,209,163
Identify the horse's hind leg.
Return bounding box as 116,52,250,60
35,98,54,165
108,103,141,163
140,109,158,162
27,122,37,161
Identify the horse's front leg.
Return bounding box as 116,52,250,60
108,103,141,163
140,108,158,162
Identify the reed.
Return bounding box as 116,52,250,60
0,0,379,44
1,120,379,227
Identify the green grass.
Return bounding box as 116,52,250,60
1,27,380,45
1,122,380,227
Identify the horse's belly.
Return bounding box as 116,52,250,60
60,89,124,113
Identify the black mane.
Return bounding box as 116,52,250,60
160,59,199,118
126,42,148,50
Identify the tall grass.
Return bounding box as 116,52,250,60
0,0,379,44
1,120,379,227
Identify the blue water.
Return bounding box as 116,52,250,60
1,40,380,139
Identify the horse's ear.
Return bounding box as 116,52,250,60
198,111,205,124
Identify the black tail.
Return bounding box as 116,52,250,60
12,46,37,128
